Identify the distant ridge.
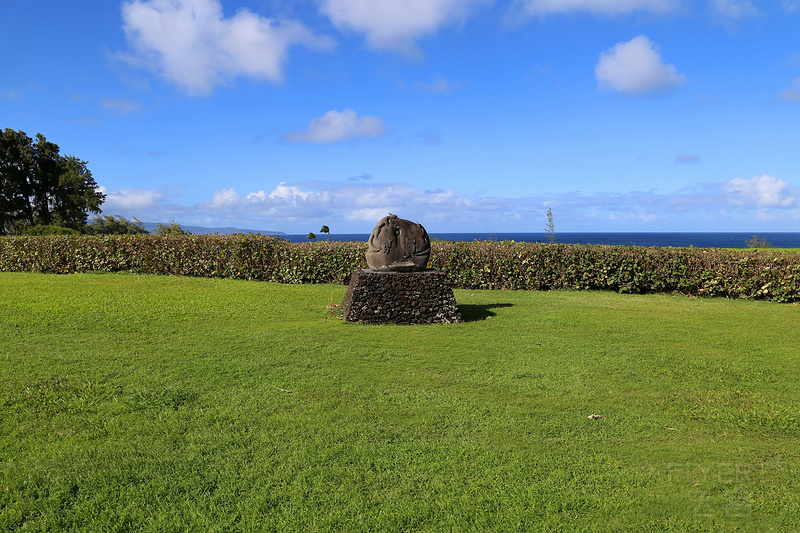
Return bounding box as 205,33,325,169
143,223,285,236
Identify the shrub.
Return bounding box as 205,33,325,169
2,236,800,302
21,225,81,236
85,215,148,235
155,221,190,235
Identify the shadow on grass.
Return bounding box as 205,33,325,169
458,303,513,322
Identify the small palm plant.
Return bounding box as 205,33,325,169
320,225,330,240
745,235,773,248
545,208,556,243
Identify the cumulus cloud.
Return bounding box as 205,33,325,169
99,187,166,210
779,79,800,102
414,75,458,94
596,35,686,95
97,175,799,233
420,132,443,145
1,87,24,101
784,0,800,13
723,175,796,208
199,184,332,221
196,181,509,228
516,0,676,16
347,173,374,181
320,0,488,55
217,176,795,231
709,0,759,20
675,154,700,164
101,98,141,115
121,0,333,95
284,109,388,143
197,182,689,232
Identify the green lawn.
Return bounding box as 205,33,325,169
1,272,798,532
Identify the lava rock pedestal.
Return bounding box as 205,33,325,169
343,269,462,325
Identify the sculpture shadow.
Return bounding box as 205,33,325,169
458,303,513,322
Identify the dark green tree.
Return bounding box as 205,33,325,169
307,232,316,241
320,225,330,240
1,129,105,234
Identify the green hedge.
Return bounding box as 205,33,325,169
0,235,364,285
430,241,800,302
2,235,800,302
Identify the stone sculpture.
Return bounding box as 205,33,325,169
343,214,461,324
365,214,431,271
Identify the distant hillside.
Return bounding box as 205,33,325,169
143,223,285,236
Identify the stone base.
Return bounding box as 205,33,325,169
342,269,462,325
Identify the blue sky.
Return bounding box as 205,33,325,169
2,0,799,234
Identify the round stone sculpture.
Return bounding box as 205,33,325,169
365,215,431,271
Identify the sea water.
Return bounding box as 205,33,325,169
286,232,800,248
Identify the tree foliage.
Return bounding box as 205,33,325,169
86,215,148,235
0,129,105,235
155,221,190,235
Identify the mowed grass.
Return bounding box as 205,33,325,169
1,272,799,532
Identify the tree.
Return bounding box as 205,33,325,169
86,215,148,235
320,225,330,240
307,232,316,240
1,129,105,234
155,221,190,235
545,207,556,243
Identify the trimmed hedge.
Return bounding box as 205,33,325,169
2,235,800,302
0,235,364,285
431,241,800,302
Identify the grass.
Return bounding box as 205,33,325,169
1,272,799,532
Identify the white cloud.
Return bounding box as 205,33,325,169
709,0,759,20
595,35,686,95
200,184,331,220
778,79,800,102
320,0,488,55
723,175,796,208
202,187,243,209
414,75,458,94
265,178,794,231
347,173,374,182
101,98,141,115
121,0,333,95
284,109,388,143
784,0,800,13
675,154,701,164
1,87,24,101
197,181,505,227
99,187,166,211
203,185,318,211
516,0,676,16
99,177,800,233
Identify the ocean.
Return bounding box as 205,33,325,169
285,232,800,248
